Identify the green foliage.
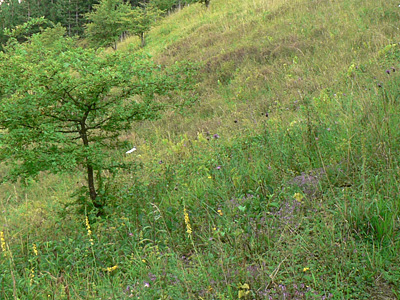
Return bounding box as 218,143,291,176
3,16,55,43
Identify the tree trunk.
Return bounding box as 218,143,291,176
68,0,71,36
87,164,98,202
75,0,79,33
79,122,100,208
140,32,145,47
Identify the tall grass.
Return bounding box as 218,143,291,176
1,0,400,298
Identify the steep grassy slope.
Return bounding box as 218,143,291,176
130,0,399,139
1,0,400,299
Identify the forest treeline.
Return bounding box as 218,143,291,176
0,0,209,48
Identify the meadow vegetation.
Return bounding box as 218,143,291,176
1,0,400,299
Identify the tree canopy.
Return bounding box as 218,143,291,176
0,27,196,210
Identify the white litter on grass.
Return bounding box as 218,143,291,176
126,147,137,154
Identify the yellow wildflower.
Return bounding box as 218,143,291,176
303,267,310,272
0,231,6,256
184,207,192,236
217,209,223,216
104,265,118,272
238,283,250,298
240,283,250,289
85,216,94,245
294,192,304,203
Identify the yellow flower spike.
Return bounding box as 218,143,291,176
30,267,35,285
184,207,192,237
85,216,94,245
0,231,6,256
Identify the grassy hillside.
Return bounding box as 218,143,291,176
1,0,400,299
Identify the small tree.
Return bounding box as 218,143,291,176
0,27,195,211
85,0,131,50
127,2,161,47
